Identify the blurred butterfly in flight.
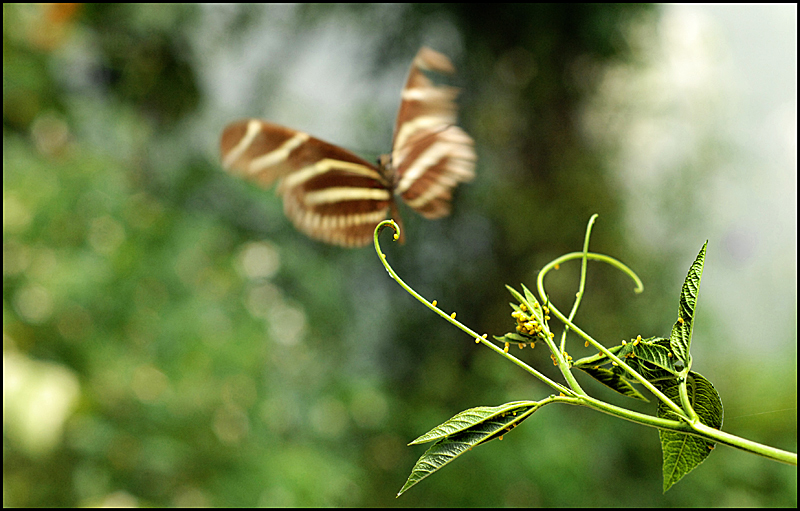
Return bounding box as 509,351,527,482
220,47,476,247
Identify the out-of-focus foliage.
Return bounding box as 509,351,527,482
3,4,795,507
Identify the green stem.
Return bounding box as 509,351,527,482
678,376,700,422
692,422,797,465
536,251,687,419
372,220,797,467
560,213,598,353
374,220,572,397
573,394,797,465
539,322,586,395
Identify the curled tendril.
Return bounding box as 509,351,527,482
374,220,465,325
372,220,573,396
372,216,645,399
371,219,798,469
374,219,401,253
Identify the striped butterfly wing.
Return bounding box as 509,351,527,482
391,47,476,219
220,120,393,247
219,47,474,247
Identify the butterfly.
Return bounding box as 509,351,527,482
220,47,476,247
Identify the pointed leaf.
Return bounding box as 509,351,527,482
523,286,547,325
521,284,539,311
631,340,678,375
398,436,473,496
506,284,544,324
409,401,537,445
670,242,707,365
399,402,539,496
493,332,535,344
505,285,528,309
621,359,676,385
657,371,724,492
572,344,625,368
577,365,649,401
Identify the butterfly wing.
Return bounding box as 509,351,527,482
220,119,394,247
391,47,476,219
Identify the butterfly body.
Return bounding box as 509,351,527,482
220,47,475,247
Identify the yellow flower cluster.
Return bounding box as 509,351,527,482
511,308,543,337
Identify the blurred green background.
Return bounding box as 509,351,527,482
4,4,796,507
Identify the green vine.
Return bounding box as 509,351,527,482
373,216,796,497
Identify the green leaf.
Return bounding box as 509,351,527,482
670,242,707,366
399,402,538,496
521,284,539,312
505,284,545,324
409,401,537,445
505,285,528,309
620,360,675,385
493,332,535,344
657,371,724,492
630,338,678,375
572,344,625,367
577,365,649,401
608,337,678,384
